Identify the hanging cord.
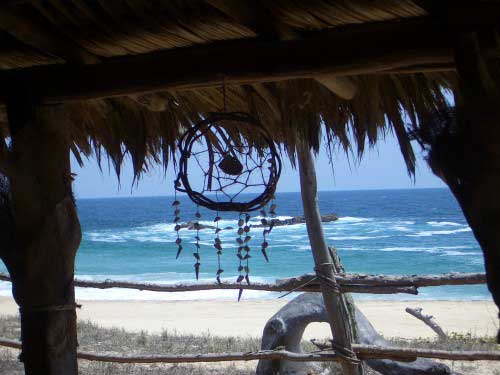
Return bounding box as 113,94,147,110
260,206,270,262
194,205,201,279
214,200,223,284
213,192,223,284
243,213,251,285
173,186,182,258
236,212,244,301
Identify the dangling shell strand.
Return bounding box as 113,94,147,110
214,210,223,284
194,205,201,279
173,186,182,259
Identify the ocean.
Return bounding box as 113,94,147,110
0,188,490,301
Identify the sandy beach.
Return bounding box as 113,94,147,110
0,296,497,339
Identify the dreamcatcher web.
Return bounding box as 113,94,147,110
176,112,280,212
173,112,281,289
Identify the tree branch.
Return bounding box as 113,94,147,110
406,307,447,340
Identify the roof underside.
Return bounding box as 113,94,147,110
0,0,498,178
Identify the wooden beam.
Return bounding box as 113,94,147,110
206,0,357,99
0,17,498,104
0,5,180,111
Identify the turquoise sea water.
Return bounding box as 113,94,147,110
0,188,490,301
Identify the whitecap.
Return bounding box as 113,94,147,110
198,219,236,227
399,220,416,225
86,233,127,243
380,246,435,252
134,236,169,243
374,245,475,253
329,235,390,241
427,221,462,227
336,216,372,223
407,227,472,237
442,251,471,256
289,234,307,239
252,215,294,221
391,225,412,232
292,245,311,252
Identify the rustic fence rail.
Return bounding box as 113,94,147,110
0,272,485,295
0,337,498,363
0,272,495,365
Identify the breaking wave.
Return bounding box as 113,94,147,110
407,227,472,237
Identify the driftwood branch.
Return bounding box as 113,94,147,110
0,272,485,295
0,273,414,294
281,272,486,288
1,337,499,363
406,307,447,340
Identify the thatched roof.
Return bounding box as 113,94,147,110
1,0,497,179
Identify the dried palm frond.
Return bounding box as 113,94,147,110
0,71,454,181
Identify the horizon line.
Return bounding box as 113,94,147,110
75,186,448,200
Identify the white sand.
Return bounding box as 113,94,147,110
0,297,497,339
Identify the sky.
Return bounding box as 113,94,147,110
72,132,445,199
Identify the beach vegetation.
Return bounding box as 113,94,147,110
0,316,498,374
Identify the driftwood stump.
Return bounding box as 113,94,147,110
257,293,453,375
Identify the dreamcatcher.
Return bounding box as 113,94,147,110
172,111,281,293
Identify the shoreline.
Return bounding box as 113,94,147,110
1,296,497,339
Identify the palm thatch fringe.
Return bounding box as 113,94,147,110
7,73,453,180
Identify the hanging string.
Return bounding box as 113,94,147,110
215,211,223,284
243,213,251,285
214,191,223,284
260,207,269,262
194,205,201,279
173,179,182,258
236,212,245,301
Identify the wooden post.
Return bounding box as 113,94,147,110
297,141,361,375
452,32,500,342
0,88,81,374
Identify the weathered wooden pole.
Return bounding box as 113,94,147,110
297,141,361,375
0,88,81,374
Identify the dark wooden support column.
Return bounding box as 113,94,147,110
297,141,362,375
451,32,500,342
420,30,500,342
0,87,81,374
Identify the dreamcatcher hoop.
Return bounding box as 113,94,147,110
175,112,281,212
